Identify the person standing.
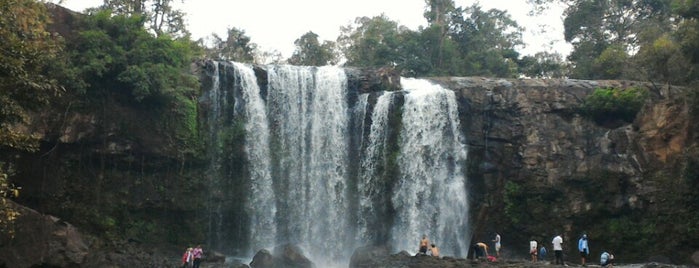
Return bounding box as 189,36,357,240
181,247,193,268
539,245,548,261
529,239,538,262
192,245,203,268
578,234,590,266
552,233,564,265
492,232,501,257
419,235,430,255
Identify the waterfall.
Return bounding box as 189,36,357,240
204,62,470,265
266,65,351,264
232,62,277,253
390,77,469,257
357,91,395,244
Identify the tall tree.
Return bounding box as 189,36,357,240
0,0,62,149
288,31,338,66
449,4,524,77
423,0,456,71
0,0,64,237
204,27,257,62
102,0,188,38
337,14,404,67
529,0,674,79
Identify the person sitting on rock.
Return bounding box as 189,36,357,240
429,244,440,257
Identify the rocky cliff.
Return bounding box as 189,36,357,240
1,69,698,267
431,77,698,264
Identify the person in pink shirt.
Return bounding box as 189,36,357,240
192,245,203,268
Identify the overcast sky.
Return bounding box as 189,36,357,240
60,0,571,58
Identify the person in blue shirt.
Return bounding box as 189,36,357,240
539,246,547,261
600,251,614,267
578,234,590,266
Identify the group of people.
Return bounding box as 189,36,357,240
528,233,614,267
419,231,615,267
418,235,441,257
181,245,204,268
473,232,501,262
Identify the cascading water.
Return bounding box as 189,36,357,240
231,62,277,253
266,65,351,264
390,78,469,257
204,62,470,266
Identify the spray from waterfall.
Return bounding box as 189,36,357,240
390,77,470,257
205,63,470,266
231,62,277,253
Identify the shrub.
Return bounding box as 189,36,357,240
580,87,648,125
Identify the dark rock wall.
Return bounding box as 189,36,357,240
3,66,698,266
431,77,697,264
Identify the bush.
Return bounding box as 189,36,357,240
580,87,648,125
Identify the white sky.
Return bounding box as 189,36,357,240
60,0,571,58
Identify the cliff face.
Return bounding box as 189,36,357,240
433,77,698,263
2,70,698,267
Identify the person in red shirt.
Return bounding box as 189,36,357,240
181,247,193,268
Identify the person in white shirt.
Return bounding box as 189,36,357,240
492,232,501,257
529,239,538,262
552,234,564,265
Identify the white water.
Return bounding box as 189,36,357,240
267,65,351,265
390,78,470,257
209,63,470,266
232,62,277,253
357,92,394,244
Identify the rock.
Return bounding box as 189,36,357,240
349,244,392,268
692,251,699,265
249,249,274,268
249,244,314,268
272,244,315,268
0,200,89,268
204,250,227,263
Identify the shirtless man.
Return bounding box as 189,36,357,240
430,244,440,257
419,235,430,255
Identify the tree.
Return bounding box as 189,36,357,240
0,0,63,238
424,0,457,71
204,27,257,62
529,0,675,80
449,4,524,77
288,31,338,66
101,0,189,38
337,14,405,67
519,51,569,78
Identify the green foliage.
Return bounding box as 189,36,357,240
204,27,257,62
580,87,649,125
0,0,63,149
0,164,21,239
593,45,629,79
65,9,202,156
338,14,404,68
338,4,524,77
503,181,523,224
288,31,338,66
518,52,569,78
101,0,189,38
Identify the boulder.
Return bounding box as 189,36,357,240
249,249,274,268
272,244,315,268
0,200,89,268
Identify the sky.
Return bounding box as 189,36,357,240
60,0,572,59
